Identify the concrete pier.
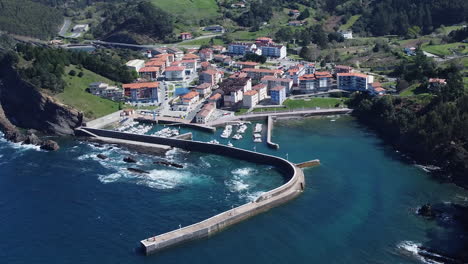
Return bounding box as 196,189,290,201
77,127,312,255
266,116,280,149
135,116,216,133
296,159,321,168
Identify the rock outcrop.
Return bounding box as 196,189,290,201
0,58,83,150
40,140,60,151
123,156,137,163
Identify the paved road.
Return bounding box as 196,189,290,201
58,18,71,37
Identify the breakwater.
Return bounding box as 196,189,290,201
266,116,280,149
77,127,307,254
135,116,216,133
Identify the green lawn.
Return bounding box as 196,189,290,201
55,65,121,119
179,37,224,46
399,83,431,97
340,15,361,31
150,0,219,24
253,98,346,113
422,42,468,56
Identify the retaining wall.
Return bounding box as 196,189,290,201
83,111,123,129
79,127,305,254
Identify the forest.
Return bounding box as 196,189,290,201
3,44,136,93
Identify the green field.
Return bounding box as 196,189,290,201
252,98,346,113
180,37,224,46
151,0,219,24
55,65,120,119
422,42,468,56
340,15,361,31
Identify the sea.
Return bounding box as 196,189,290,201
0,115,466,264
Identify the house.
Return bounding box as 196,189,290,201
298,71,333,93
72,24,89,33
289,9,300,16
305,63,316,74
287,65,306,86
145,60,166,73
204,25,225,33
337,72,370,91
182,53,200,61
243,90,259,108
229,72,248,79
334,65,353,74
255,37,274,45
252,83,268,101
428,78,447,90
370,82,386,96
270,86,286,105
181,91,199,106
123,82,159,103
165,66,186,81
257,43,287,58
200,61,212,71
212,45,226,54
261,76,293,94
199,49,214,61
314,71,333,91
138,67,160,80
166,47,184,60
181,60,198,71
121,109,135,116
213,54,227,62
223,56,233,66
228,43,258,56
219,77,252,106
340,30,353,39
234,61,259,69
126,59,145,72
231,2,246,8
180,32,193,40
242,68,282,80
155,53,175,65
89,82,124,101
196,103,216,124
288,20,306,27
200,69,223,86
195,83,213,98
208,93,223,108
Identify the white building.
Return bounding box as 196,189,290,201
72,24,89,33
89,82,123,101
125,59,145,72
257,44,287,58
340,30,353,39
252,83,268,101
165,66,186,81
228,43,258,56
195,103,215,124
243,90,259,108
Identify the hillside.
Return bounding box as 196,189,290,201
0,0,63,39
150,0,219,25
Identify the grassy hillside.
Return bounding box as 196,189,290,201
56,65,120,119
0,0,63,39
150,0,219,24
422,42,468,56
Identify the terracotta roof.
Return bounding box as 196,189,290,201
180,32,191,35
165,66,185,71
371,82,382,88
337,72,368,78
299,74,316,81
374,87,386,92
182,59,196,63
181,91,199,99
252,83,267,90
123,82,159,89
237,61,259,66
138,67,159,73
315,71,333,78
429,78,446,84
242,68,281,74
201,61,210,67
230,72,248,78
261,76,292,82
202,69,219,75
270,85,285,91
145,60,165,67
209,93,222,100
244,90,258,96
183,53,199,60
196,83,212,89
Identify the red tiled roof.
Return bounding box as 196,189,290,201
315,71,333,78
183,53,199,59
203,69,219,75
429,78,446,84
145,60,165,67
196,83,212,89
242,68,281,74
244,90,258,96
181,91,199,99
252,83,267,90
299,74,316,81
337,72,368,78
209,93,222,100
237,61,259,66
270,85,285,91
138,67,159,73
123,82,159,89
165,66,185,71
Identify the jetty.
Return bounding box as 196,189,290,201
76,126,316,255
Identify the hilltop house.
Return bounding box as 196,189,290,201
180,32,193,40
89,82,123,101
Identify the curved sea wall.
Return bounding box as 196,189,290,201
79,127,305,254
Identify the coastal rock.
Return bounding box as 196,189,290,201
23,133,41,145
154,160,184,168
40,140,60,151
97,154,108,160
123,156,137,163
417,204,436,218
127,167,149,174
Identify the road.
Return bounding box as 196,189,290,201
58,18,71,37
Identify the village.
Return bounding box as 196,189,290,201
86,35,425,126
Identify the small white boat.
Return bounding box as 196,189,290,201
254,123,263,133
237,124,247,134
220,125,233,138
254,138,262,143
232,134,243,140
227,141,233,147
253,133,262,142
209,140,220,144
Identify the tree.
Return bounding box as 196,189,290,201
297,8,310,20
78,71,84,78
68,70,76,76
396,79,409,92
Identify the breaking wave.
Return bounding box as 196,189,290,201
397,241,444,264
226,167,263,202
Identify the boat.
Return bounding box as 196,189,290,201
237,124,247,134
254,123,263,133
232,134,243,140
253,133,262,143
209,140,220,144
220,125,233,138
227,141,233,147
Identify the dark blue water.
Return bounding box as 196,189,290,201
0,116,466,263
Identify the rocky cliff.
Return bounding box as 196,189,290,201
0,63,83,143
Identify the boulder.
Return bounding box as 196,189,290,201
23,133,41,145
97,154,108,160
127,167,149,174
417,203,436,218
40,140,60,151
123,156,137,163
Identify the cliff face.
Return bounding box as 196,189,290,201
0,64,83,136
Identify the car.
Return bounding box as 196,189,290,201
223,113,230,116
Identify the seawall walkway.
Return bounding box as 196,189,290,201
77,127,310,255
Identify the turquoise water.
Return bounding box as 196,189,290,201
0,116,466,263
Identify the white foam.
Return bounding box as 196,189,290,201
397,241,444,264
232,167,256,177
